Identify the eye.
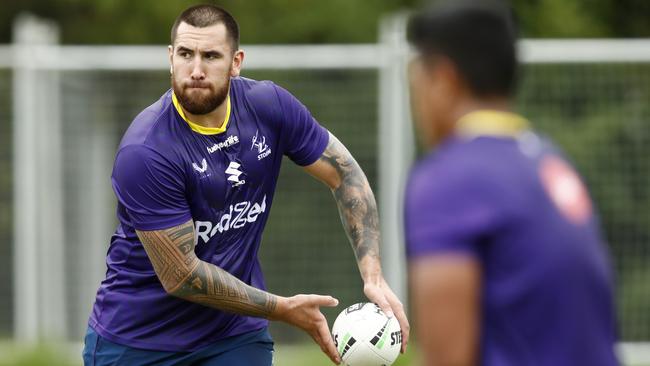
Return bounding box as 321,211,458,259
178,51,191,59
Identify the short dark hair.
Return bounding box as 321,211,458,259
171,4,240,51
407,0,518,97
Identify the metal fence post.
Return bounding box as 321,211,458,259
12,14,67,342
378,14,414,307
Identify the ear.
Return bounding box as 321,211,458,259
168,45,174,75
434,57,464,100
230,50,245,77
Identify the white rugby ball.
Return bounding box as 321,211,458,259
332,302,402,366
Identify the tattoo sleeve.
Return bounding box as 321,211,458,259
136,220,278,318
318,132,381,264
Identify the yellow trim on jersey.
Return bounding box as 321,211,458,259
172,92,231,135
457,110,530,137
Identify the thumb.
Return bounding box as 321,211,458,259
310,294,339,307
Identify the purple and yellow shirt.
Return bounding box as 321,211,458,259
89,77,329,351
405,111,619,366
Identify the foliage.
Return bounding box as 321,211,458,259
0,0,648,45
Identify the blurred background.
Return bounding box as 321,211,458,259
0,0,649,365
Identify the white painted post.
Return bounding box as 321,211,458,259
378,14,414,306
12,14,67,341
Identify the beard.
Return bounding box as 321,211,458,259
172,73,230,115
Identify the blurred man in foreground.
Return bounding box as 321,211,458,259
404,2,619,365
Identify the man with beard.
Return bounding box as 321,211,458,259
82,4,408,366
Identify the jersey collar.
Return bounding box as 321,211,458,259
456,110,530,138
171,92,231,135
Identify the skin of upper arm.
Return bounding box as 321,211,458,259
303,132,345,190
410,254,481,366
135,219,199,294
303,157,340,189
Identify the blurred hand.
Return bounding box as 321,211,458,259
364,277,410,353
272,294,341,364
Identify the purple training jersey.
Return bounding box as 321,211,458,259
89,77,329,351
405,111,619,366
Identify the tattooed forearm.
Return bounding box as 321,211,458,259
137,221,278,318
318,133,381,263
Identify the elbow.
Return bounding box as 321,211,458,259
156,263,198,297
161,280,183,296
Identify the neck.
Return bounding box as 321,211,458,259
429,96,512,146
181,95,230,129
453,96,511,123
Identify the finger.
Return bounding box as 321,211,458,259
385,293,410,353
311,332,332,362
316,321,341,365
311,327,340,365
366,286,394,318
310,294,339,308
394,307,410,353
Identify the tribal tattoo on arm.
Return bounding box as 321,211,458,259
136,220,278,318
316,133,381,265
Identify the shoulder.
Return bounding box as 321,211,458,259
118,90,173,149
408,138,508,207
231,77,306,116
231,76,282,105
115,91,184,169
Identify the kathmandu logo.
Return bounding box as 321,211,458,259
207,135,239,154
192,159,208,174
251,130,272,161
195,195,267,243
225,161,245,187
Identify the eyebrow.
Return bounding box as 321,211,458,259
176,46,224,57
176,46,193,54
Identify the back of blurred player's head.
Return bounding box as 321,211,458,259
408,0,517,97
407,0,518,146
171,4,240,52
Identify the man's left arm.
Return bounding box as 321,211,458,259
304,131,410,353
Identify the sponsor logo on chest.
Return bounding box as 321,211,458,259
195,195,267,244
207,135,239,154
225,161,245,187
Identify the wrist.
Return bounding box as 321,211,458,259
268,295,291,321
359,257,383,284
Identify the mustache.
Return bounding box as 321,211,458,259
184,81,212,89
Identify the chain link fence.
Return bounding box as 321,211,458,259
0,18,649,358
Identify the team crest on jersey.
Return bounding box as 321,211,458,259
539,155,592,225
251,130,272,161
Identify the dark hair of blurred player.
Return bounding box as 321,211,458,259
408,0,517,147
405,1,619,365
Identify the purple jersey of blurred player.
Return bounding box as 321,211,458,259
89,77,329,351
405,111,619,366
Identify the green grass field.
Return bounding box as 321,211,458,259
274,344,415,366
0,341,646,366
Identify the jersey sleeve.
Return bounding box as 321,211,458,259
404,160,504,259
111,144,192,231
273,84,330,166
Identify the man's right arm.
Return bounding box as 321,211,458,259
136,219,342,364
137,220,278,317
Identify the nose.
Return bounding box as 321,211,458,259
190,58,205,80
